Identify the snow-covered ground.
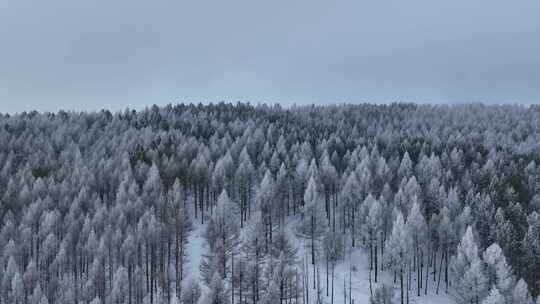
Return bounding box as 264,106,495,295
325,248,456,304
184,219,208,285
183,214,456,304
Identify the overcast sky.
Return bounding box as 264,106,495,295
1,0,539,113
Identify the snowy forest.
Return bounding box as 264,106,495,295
0,102,540,304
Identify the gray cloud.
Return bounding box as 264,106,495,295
1,0,539,112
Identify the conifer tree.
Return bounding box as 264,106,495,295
450,226,488,304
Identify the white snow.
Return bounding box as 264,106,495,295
183,213,457,304
183,216,210,303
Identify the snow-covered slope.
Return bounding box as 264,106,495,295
185,221,208,288
185,214,457,304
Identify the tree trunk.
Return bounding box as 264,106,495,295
326,258,329,296
400,268,404,304
128,259,132,304
425,249,429,295
239,267,243,304
417,249,421,297
369,264,373,296
445,247,448,293
351,208,355,247
433,249,437,282
436,248,444,294
406,265,410,304
311,214,315,265
231,252,234,304
374,244,378,283
331,263,334,304
150,244,154,304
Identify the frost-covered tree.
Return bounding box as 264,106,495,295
450,226,488,304
260,275,280,304
523,212,540,293
204,190,240,279
236,146,255,227
481,286,504,304
299,176,327,266
512,278,534,304
11,272,24,304
181,279,201,304
256,170,276,251
200,239,227,285
111,266,128,304
241,212,267,302
203,272,229,304
364,194,383,283
483,243,514,299
398,152,413,181
340,172,361,247
384,211,408,304
30,283,44,304
0,102,539,303
405,200,428,296
437,206,455,294
320,152,338,225
369,284,394,304
323,229,344,301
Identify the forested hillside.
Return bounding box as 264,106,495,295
0,103,539,304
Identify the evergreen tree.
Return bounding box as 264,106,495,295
523,212,540,293
364,194,383,283
0,103,539,303
299,176,327,266
405,200,428,297
481,286,504,304
482,243,514,299
203,272,229,304
512,278,533,304
242,212,267,302
257,170,276,250
205,190,240,273
384,210,408,304
30,283,44,304
111,266,129,304
340,172,361,247
450,226,488,304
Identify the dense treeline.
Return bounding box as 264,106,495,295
0,103,539,304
